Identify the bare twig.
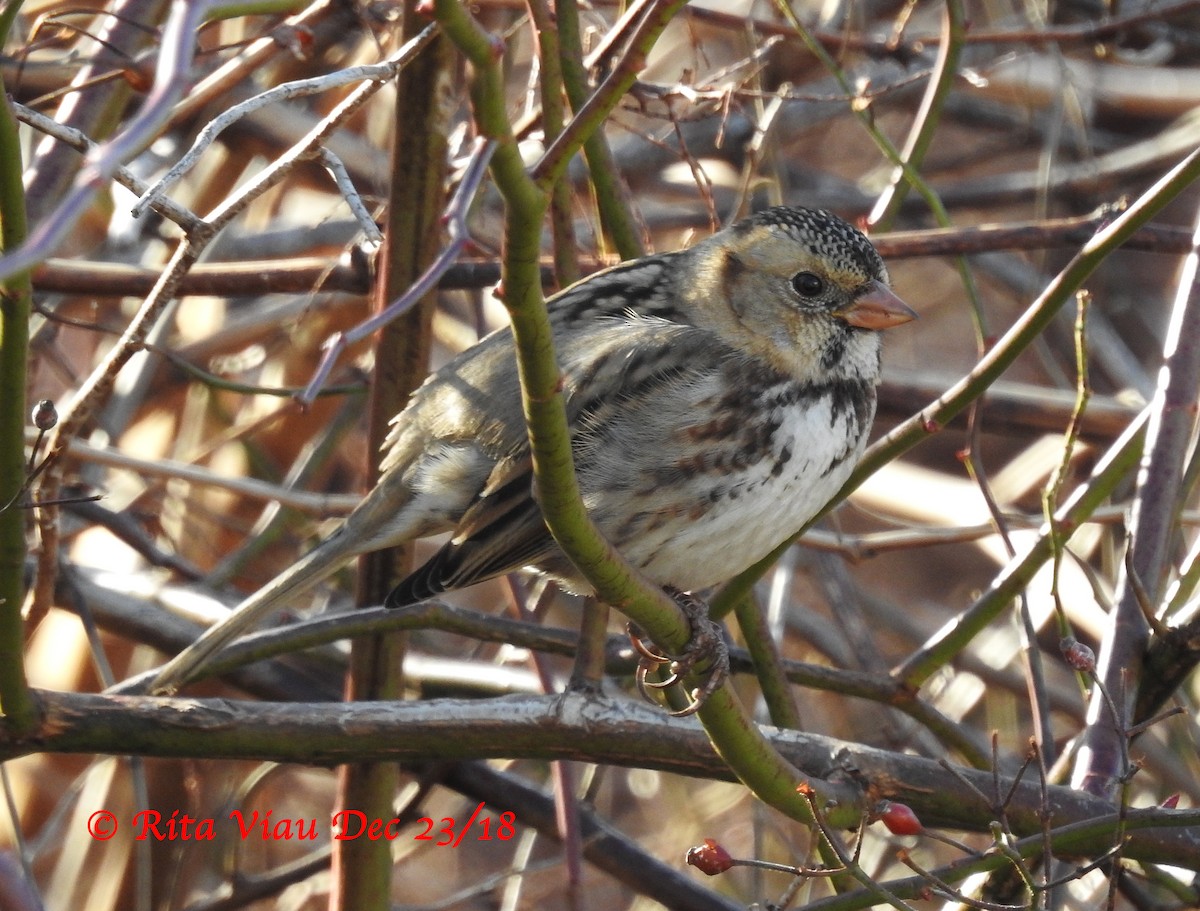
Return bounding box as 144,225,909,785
298,138,495,404
0,0,207,282
1072,196,1200,797
130,29,438,218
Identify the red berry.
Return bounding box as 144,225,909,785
1060,637,1096,673
121,63,153,93
686,839,733,875
877,801,922,835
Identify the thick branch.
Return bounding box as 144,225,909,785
3,689,1199,869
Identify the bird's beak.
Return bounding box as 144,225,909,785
836,281,917,330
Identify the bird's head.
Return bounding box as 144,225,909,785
683,206,915,380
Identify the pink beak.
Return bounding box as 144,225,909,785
836,281,917,330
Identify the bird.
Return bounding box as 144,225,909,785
147,205,915,694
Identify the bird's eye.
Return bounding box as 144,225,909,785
790,271,825,298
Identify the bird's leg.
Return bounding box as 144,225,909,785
627,587,730,717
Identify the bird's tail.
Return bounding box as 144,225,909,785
143,529,364,695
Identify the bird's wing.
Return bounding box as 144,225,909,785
378,253,682,478
386,317,730,606
384,451,548,605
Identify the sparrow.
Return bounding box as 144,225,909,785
147,205,914,694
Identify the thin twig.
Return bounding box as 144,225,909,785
298,138,495,404
0,0,207,282
130,29,438,218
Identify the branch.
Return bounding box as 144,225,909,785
713,146,1200,616
0,1,36,733
0,0,205,282
1071,193,1200,797
379,0,866,829
3,689,1200,869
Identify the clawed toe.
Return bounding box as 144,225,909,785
628,588,730,717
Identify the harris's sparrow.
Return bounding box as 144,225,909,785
149,206,915,693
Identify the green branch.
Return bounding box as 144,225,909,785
893,408,1146,687
0,0,38,733
866,0,966,231
713,147,1200,617
556,0,645,259
433,0,687,652
435,0,860,826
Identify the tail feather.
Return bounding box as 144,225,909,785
384,537,535,609
385,549,454,608
144,529,363,695
384,542,477,604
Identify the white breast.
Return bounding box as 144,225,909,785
593,387,874,591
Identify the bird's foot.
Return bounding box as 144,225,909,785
628,588,729,717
